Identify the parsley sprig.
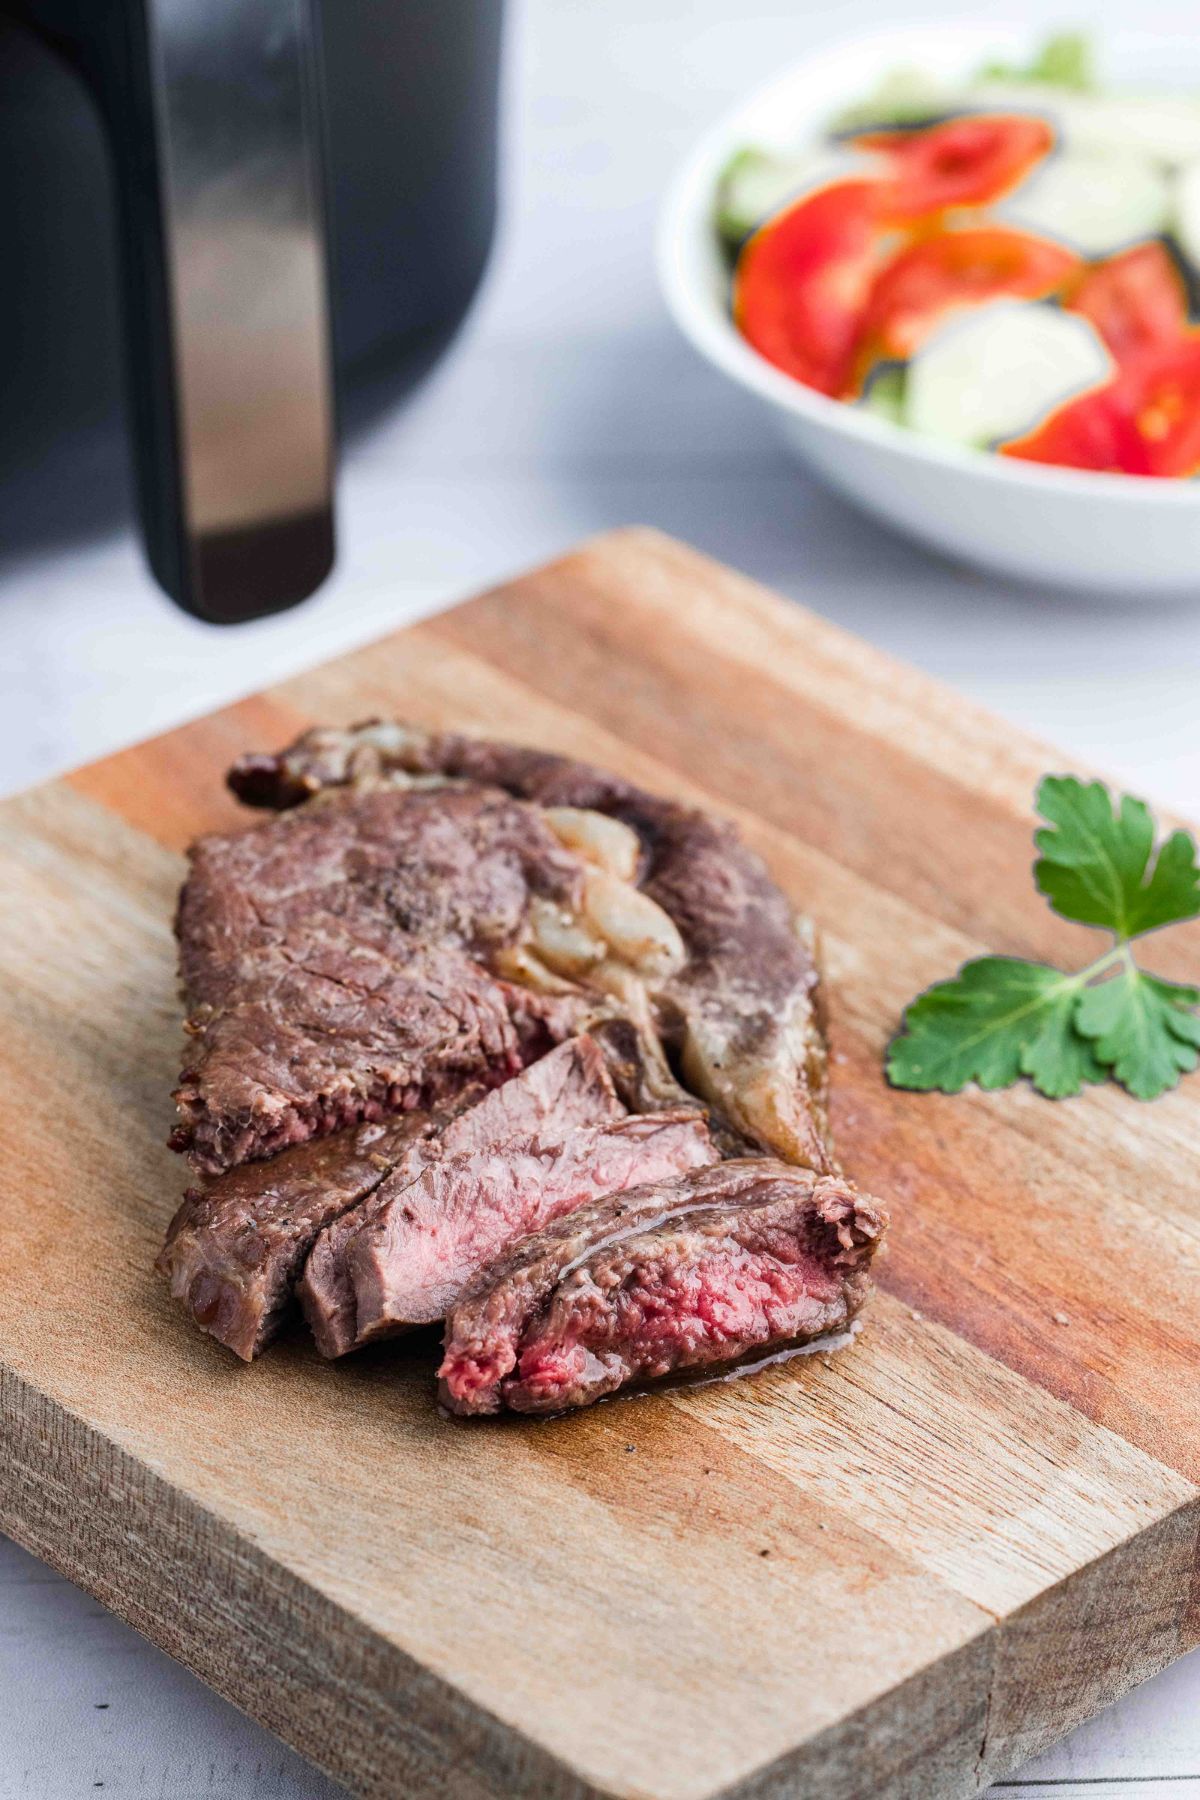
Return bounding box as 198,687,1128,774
887,777,1200,1102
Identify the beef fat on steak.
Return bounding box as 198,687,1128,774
440,1161,886,1416
299,1034,625,1358
229,721,834,1175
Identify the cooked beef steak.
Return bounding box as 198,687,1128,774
299,1034,625,1358
172,783,589,1174
157,1096,478,1361
345,1109,716,1340
439,1161,885,1416
159,720,882,1412
229,721,833,1174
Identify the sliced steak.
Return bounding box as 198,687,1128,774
229,721,833,1175
299,1035,625,1358
172,783,589,1174
439,1161,886,1416
156,1098,478,1362
345,1110,716,1340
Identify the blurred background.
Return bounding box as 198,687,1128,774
1,0,1198,805
1,0,1197,1794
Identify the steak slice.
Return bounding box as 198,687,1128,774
172,782,589,1174
439,1161,886,1416
345,1110,717,1340
156,1097,478,1362
229,721,833,1175
299,1034,625,1358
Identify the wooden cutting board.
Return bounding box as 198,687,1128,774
2,529,1197,1800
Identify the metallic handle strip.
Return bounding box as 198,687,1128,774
145,0,334,612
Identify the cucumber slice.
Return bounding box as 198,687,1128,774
714,147,861,249
1064,96,1200,166
906,300,1112,447
1001,149,1169,254
976,31,1094,93
828,66,949,133
1173,157,1200,272
971,85,1200,166
828,34,1091,137
859,365,907,425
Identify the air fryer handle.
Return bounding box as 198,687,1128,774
110,0,335,623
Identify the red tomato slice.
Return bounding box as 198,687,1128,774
858,114,1054,217
860,227,1079,362
1000,375,1152,474
1123,337,1200,475
1002,335,1200,477
734,179,888,396
1066,242,1190,365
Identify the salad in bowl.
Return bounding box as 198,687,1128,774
716,33,1200,477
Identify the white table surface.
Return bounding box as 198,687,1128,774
2,2,1198,1795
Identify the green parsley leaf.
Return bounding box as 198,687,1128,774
1019,988,1109,1098
1034,775,1200,940
889,775,1200,1104
1075,965,1200,1100
887,956,1104,1099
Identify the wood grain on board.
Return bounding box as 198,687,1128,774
1,528,1197,1800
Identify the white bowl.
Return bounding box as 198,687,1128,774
657,24,1200,596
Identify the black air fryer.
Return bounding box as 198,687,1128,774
2,0,504,621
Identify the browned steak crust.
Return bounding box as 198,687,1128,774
228,722,833,1174
439,1161,886,1416
171,783,588,1174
